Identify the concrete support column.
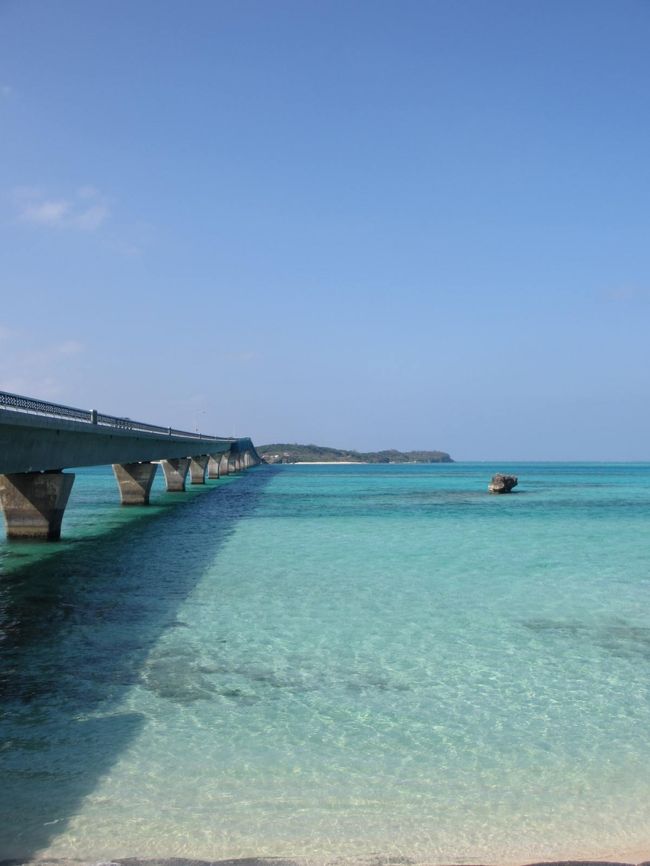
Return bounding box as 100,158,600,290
220,453,230,476
189,455,209,485
0,471,75,540
112,462,157,505
161,458,190,492
207,455,221,480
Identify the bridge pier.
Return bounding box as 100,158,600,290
207,455,221,479
219,453,230,476
189,455,209,484
0,471,75,540
161,458,190,492
112,461,158,505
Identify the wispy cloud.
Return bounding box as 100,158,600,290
73,203,109,231
14,186,110,232
57,340,85,356
224,350,259,364
0,325,86,400
21,198,71,226
105,219,154,258
0,324,17,342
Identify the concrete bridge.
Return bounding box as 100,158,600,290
0,391,262,540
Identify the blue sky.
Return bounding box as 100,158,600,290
1,0,649,459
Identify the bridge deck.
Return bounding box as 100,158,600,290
0,391,256,474
0,392,261,539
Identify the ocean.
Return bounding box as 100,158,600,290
1,462,649,864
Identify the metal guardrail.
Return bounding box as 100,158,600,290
0,390,233,442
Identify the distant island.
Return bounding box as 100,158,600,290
259,443,453,464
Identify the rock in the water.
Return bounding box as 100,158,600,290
488,473,518,494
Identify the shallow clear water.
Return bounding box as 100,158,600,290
1,463,650,863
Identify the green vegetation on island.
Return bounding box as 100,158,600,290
259,443,453,464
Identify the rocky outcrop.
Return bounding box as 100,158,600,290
488,473,518,494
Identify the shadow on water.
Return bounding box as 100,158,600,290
0,466,279,860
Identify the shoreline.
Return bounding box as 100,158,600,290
9,843,650,866
7,855,650,866
279,461,454,465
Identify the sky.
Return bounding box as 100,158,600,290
1,0,649,460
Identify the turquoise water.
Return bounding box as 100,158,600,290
1,463,650,864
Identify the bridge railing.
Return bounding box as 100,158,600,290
0,390,232,442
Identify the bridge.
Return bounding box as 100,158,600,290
0,391,262,540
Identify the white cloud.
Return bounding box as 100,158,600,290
21,199,71,226
14,186,110,232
